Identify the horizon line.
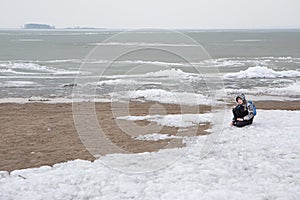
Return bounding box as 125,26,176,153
1,27,300,30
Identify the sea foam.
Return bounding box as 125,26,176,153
224,66,300,78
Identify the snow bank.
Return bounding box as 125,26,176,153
224,66,300,79
117,113,212,128
0,110,299,200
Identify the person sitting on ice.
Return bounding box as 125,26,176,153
230,93,255,127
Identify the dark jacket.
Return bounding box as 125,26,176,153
234,101,255,121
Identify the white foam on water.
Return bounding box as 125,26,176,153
85,79,161,87
111,89,215,106
142,68,193,78
85,59,188,67
0,62,54,72
267,81,300,96
97,79,139,86
0,62,87,75
42,59,82,64
89,42,199,47
101,69,200,82
83,32,102,35
224,66,300,78
0,59,82,64
0,81,41,88
208,57,300,68
210,58,268,68
7,56,296,71
233,39,263,42
81,69,196,87
95,69,196,82
15,39,44,42
224,81,300,98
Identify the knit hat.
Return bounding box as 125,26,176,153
236,93,246,103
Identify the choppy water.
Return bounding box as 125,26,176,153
0,29,299,101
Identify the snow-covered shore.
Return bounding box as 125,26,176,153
1,110,299,200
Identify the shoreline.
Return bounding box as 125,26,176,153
1,100,299,172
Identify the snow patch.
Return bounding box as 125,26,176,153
117,113,212,128
0,110,299,199
133,133,182,141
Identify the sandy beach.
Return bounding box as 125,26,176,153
0,100,299,172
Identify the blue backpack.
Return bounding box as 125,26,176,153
248,100,257,116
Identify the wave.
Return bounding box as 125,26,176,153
224,81,300,97
141,68,195,78
0,68,45,75
4,56,298,69
15,39,44,42
0,62,87,75
110,89,216,105
60,56,300,68
42,59,82,64
233,39,263,42
86,79,161,86
0,81,41,88
100,69,199,80
267,81,300,96
210,57,300,68
89,42,199,47
0,59,84,64
0,62,56,72
77,69,199,90
0,59,190,67
224,66,300,79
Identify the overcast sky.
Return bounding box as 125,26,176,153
1,0,299,29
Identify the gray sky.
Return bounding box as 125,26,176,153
1,0,300,29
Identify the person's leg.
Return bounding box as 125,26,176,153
236,119,253,127
232,107,238,121
235,121,248,127
248,118,253,125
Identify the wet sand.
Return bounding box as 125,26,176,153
0,100,299,172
